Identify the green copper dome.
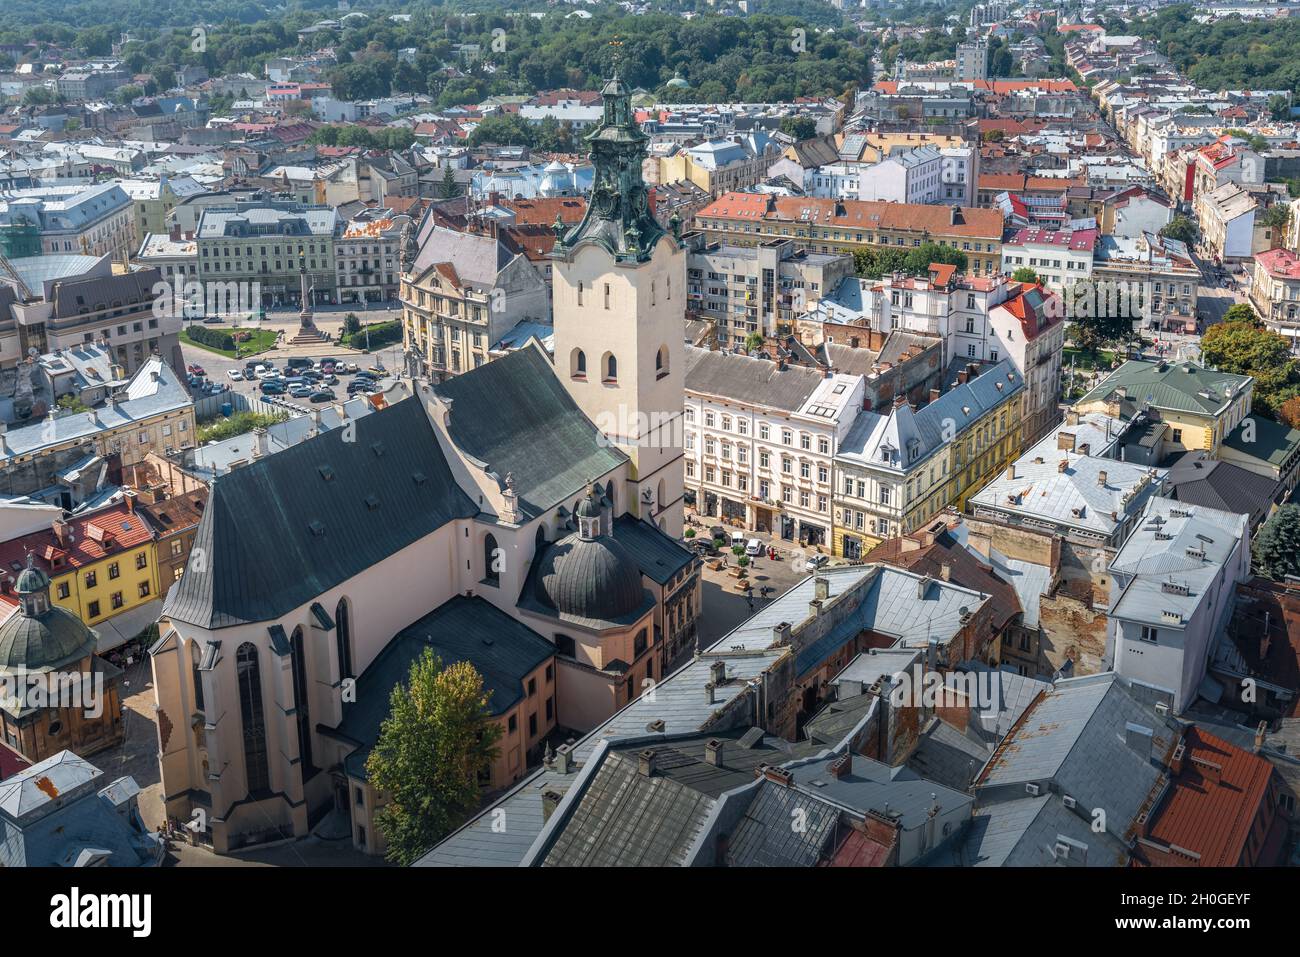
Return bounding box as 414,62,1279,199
0,557,97,675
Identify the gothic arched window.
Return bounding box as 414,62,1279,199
571,348,586,379
236,642,270,795
336,598,353,685
290,627,315,776
604,353,617,382
484,533,500,585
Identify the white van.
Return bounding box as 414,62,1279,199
730,530,745,549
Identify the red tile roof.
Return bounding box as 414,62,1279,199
698,192,1004,240
1139,727,1281,867
0,502,154,581
1256,247,1300,281
1005,226,1097,251
503,196,586,227
819,828,892,867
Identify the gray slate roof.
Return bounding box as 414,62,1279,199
329,595,553,780
435,346,625,519
684,345,825,412
163,397,476,629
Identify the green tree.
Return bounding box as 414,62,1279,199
744,331,765,353
1160,215,1197,244
1011,267,1040,284
1222,303,1260,325
1200,317,1298,416
1253,505,1300,581
365,650,501,866
779,115,818,141
342,313,362,337
439,164,461,199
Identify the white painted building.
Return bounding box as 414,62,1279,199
684,347,864,545
1106,498,1250,714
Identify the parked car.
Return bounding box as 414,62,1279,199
226,369,244,381
318,359,337,373
285,357,312,371
708,525,727,543
289,385,314,398
320,374,339,386
257,369,281,381
309,389,335,403
202,316,223,324
745,538,763,557
802,554,830,573
367,364,387,376
260,381,286,395
190,365,206,377
343,362,359,374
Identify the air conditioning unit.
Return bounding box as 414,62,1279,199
1062,795,1077,810
1025,783,1041,796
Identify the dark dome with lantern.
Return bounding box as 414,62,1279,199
529,484,648,626
533,535,647,625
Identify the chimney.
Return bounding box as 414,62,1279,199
1058,430,1076,452
829,753,852,780
553,742,573,774
929,388,941,403
814,577,830,601
1006,463,1016,480
1125,722,1153,761
252,427,269,459
893,393,907,410
638,749,658,778
1254,721,1267,753
1077,442,1090,456
705,738,724,767
762,766,793,787
706,681,716,704
1066,410,1080,426
957,369,969,385
1057,458,1069,473
710,659,727,686
541,789,563,822
809,598,823,617
170,223,181,241
124,489,137,513
1097,470,1108,487
52,519,72,548
939,562,951,582
773,621,792,645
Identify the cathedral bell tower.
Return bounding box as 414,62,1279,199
550,74,685,537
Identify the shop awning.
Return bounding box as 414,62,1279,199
95,599,164,654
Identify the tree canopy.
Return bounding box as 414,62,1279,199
365,649,501,866
1253,505,1300,581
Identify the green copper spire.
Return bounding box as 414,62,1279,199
554,73,668,263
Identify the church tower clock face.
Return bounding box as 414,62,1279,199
548,74,686,538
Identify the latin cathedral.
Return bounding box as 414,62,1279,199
150,76,698,856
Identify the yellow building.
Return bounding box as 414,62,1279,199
833,362,1025,559
1073,359,1253,462
0,497,161,644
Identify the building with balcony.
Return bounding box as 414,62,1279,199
834,360,1025,558
195,198,342,308
684,347,864,544
401,222,550,380
1250,247,1300,349
685,236,854,343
